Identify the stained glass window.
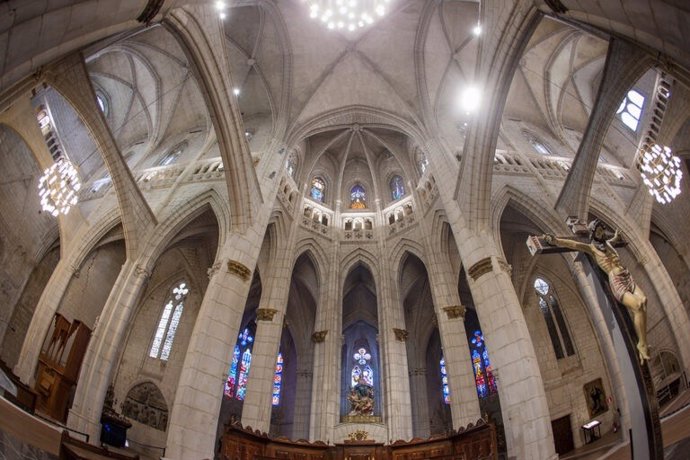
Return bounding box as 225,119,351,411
534,278,575,359
350,184,367,209
390,175,405,201
224,345,241,398
224,327,254,400
310,177,325,202
440,357,450,404
470,330,497,398
352,347,373,387
272,353,283,406
149,282,189,360
616,89,645,132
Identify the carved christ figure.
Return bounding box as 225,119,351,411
543,220,649,363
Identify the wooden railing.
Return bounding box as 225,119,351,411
218,420,497,460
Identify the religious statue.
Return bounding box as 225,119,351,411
542,219,649,363
348,375,374,416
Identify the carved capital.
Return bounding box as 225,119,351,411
227,260,251,281
134,264,151,280
256,308,278,321
207,262,221,279
347,429,369,441
311,330,328,343
496,258,512,277
468,257,493,281
393,328,408,342
443,304,466,320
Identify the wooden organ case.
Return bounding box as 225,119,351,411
35,313,91,421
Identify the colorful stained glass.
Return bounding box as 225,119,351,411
224,345,241,398
272,352,283,406
440,356,450,404
390,175,405,200
224,327,255,400
310,177,325,202
470,329,497,398
351,347,372,387
236,348,252,400
350,184,366,209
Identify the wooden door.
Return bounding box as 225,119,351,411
552,415,575,455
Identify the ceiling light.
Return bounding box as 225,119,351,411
638,144,683,204
460,86,482,114
38,159,82,217
233,88,240,96
219,12,227,20
473,24,482,36
215,1,226,10
304,0,394,31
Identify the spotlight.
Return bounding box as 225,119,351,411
473,24,482,36
233,88,240,96
460,86,482,114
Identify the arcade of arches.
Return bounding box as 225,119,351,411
1,1,690,459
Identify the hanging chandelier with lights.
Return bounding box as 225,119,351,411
38,159,82,217
304,0,393,31
638,143,683,205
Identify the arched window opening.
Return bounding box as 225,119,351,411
149,281,189,361
310,177,325,202
158,142,186,167
470,330,497,398
95,91,108,116
415,152,429,175
617,89,645,132
286,153,297,178
350,184,367,209
534,277,575,359
390,175,405,201
272,352,284,406
224,326,255,400
440,356,450,404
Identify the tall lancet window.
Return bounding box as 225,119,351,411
534,277,575,359
224,326,255,400
440,356,450,404
272,352,284,406
149,281,189,360
310,177,325,202
470,330,497,398
350,184,367,209
390,175,405,201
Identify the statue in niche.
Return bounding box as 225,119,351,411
542,219,649,363
348,374,374,416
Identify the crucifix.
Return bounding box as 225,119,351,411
527,218,662,459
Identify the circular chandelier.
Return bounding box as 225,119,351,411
38,158,82,216
638,143,683,204
304,0,393,31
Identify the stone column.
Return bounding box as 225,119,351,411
309,242,340,443
41,52,156,259
568,259,632,439
407,367,430,438
556,38,652,220
240,307,284,432
67,260,150,441
377,253,413,442
14,257,79,383
424,257,481,429
166,231,264,459
293,368,314,438
462,250,555,460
